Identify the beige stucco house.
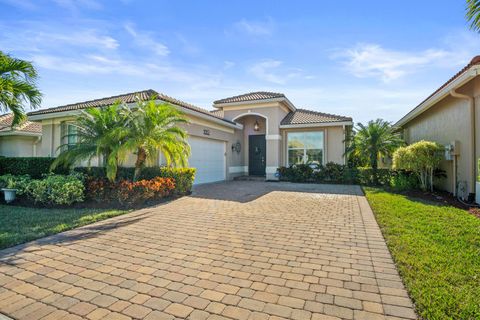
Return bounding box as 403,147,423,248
395,56,480,198
0,113,42,157
25,90,352,184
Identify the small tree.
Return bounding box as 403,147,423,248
346,119,404,184
52,103,129,182
120,99,190,181
0,51,42,125
393,140,443,191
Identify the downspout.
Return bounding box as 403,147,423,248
33,136,42,156
343,124,346,165
450,89,475,196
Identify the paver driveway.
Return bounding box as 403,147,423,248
0,181,416,320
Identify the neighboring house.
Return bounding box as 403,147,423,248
0,113,42,157
26,89,352,184
395,56,480,197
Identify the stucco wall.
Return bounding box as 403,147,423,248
403,95,471,193
37,114,242,180
0,136,39,157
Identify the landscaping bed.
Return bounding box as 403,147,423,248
364,187,480,319
0,205,128,250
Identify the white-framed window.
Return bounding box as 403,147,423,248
287,131,324,165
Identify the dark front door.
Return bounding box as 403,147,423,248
249,135,266,176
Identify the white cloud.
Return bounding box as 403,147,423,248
223,61,235,70
336,44,450,82
248,60,285,84
0,0,38,10
248,59,304,84
124,22,169,56
0,25,118,51
53,0,102,11
233,17,275,36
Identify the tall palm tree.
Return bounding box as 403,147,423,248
121,99,190,181
347,119,404,182
51,103,129,182
466,0,480,32
0,51,42,126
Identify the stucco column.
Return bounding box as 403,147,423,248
266,136,281,180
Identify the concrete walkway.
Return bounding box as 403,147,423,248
0,181,416,319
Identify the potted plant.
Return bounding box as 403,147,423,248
2,178,17,203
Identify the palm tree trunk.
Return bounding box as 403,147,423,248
134,147,147,181
371,152,379,185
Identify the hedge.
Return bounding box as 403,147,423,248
0,157,68,178
74,166,196,195
277,162,419,189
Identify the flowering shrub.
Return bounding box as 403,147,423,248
76,166,195,195
26,174,84,205
86,177,176,206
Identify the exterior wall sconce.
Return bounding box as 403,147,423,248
232,141,241,153
254,120,260,131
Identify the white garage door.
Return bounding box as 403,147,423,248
188,136,226,184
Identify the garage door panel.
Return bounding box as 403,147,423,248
188,136,226,184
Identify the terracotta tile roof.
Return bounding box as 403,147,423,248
209,109,224,117
213,91,285,104
281,109,352,125
0,113,42,134
397,55,480,126
27,89,233,124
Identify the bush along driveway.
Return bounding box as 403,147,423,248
0,182,416,320
365,187,480,319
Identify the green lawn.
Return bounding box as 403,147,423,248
0,205,129,250
364,188,480,320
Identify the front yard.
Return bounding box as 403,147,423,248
0,205,128,250
365,187,480,319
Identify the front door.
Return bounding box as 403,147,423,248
249,135,266,176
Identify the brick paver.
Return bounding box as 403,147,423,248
0,181,416,319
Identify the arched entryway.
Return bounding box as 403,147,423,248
232,113,268,176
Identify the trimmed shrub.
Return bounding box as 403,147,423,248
25,174,84,205
277,163,415,188
356,168,394,186
0,174,31,195
393,141,444,191
75,166,195,195
390,171,419,191
279,162,357,184
85,177,175,205
0,157,68,178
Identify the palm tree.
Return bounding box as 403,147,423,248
121,99,190,181
467,0,480,32
347,119,404,183
51,103,129,182
0,51,42,126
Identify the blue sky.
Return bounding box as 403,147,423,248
1,0,479,123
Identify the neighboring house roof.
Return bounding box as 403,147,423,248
396,55,480,127
28,89,235,125
281,109,352,126
213,91,286,104
0,113,42,136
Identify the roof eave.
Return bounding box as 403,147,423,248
28,101,243,130
0,130,42,137
395,65,480,127
279,121,353,129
